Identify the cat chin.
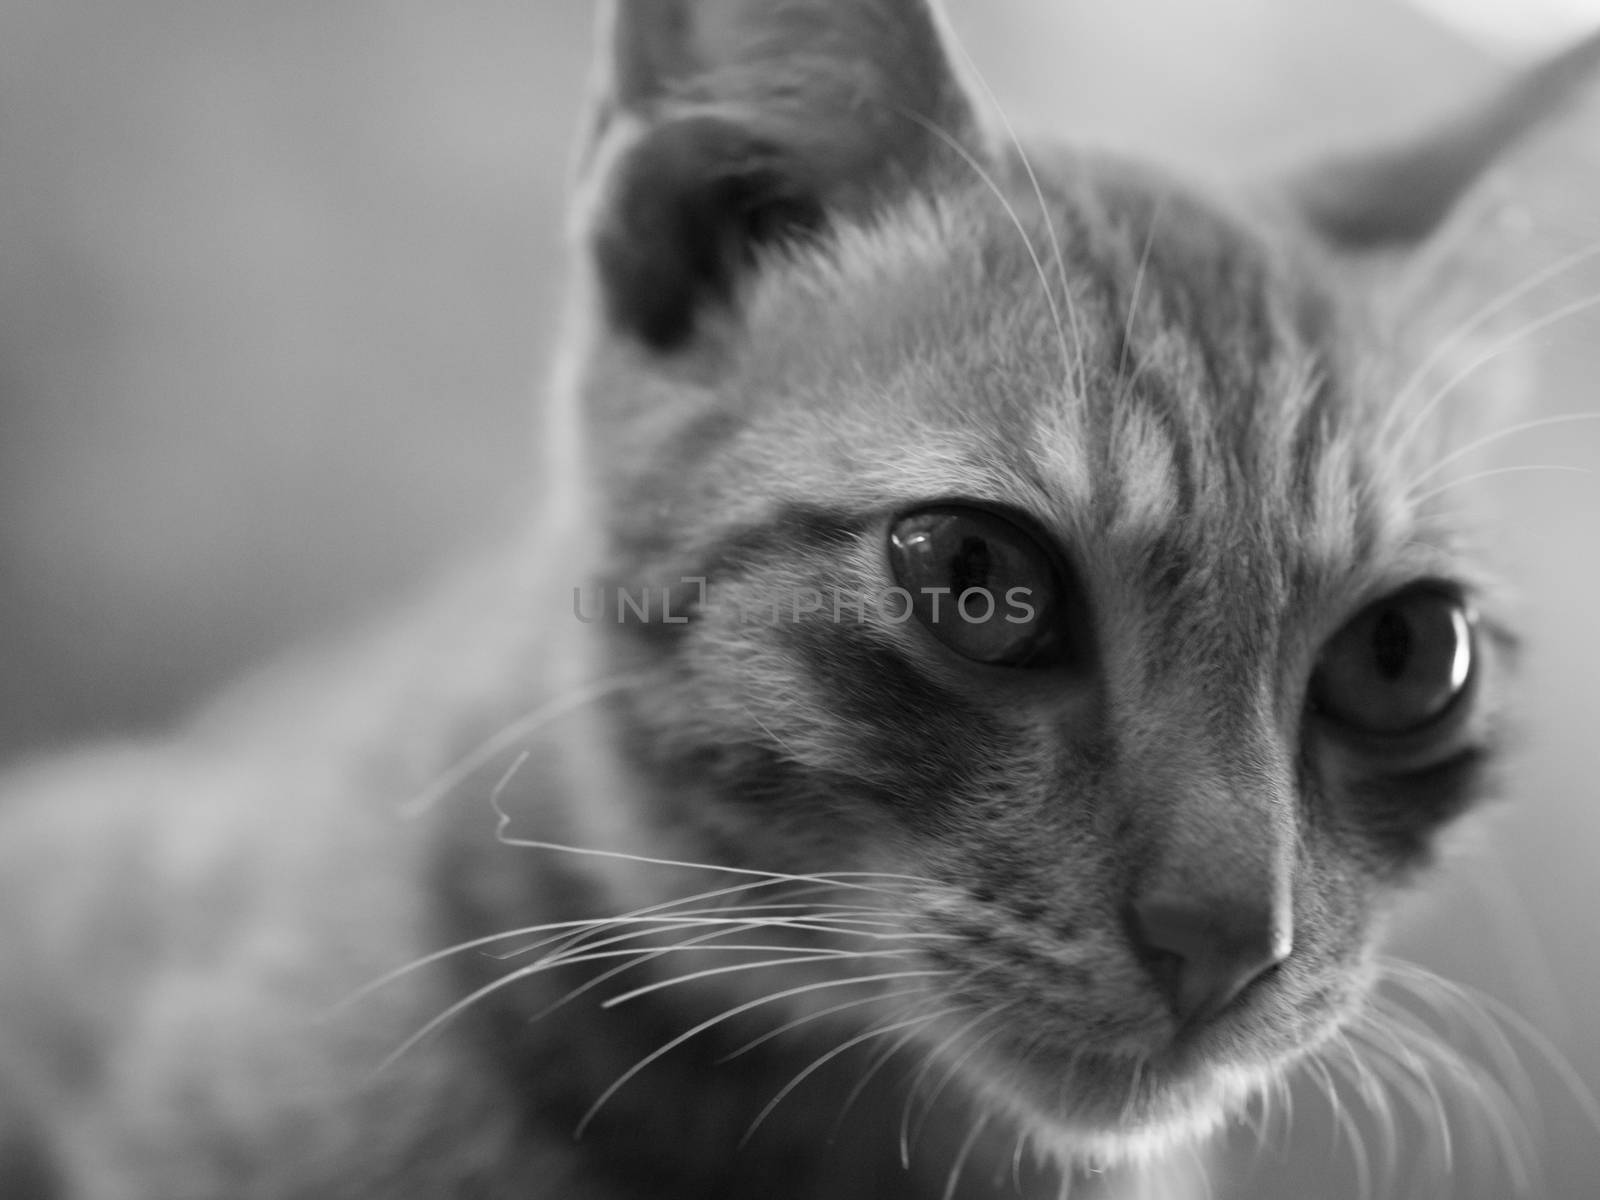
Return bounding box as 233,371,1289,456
1015,1105,1230,1173
973,1052,1278,1170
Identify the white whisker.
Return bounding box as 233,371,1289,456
1410,463,1591,506
1386,234,1600,441
827,1002,944,1142
489,775,940,893
400,675,641,817
909,1003,1015,1159
740,1005,958,1149
719,982,935,1062
899,1002,1009,1168
599,951,929,1009
941,1106,991,1200
941,23,1088,397
1386,959,1600,1143
1397,286,1600,454
895,106,1080,396
577,970,952,1139
1409,411,1600,492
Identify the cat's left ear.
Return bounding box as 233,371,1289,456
1294,30,1600,249
577,0,980,352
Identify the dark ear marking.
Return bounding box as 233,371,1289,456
579,0,979,352
1296,28,1600,248
592,117,826,351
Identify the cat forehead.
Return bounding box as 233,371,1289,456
722,160,1436,571
738,154,1337,444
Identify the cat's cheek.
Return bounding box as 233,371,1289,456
1303,727,1497,875
1297,620,1505,866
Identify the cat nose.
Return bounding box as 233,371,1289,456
1128,891,1292,1028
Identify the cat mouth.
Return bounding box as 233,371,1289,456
946,997,1336,1161
967,1035,1290,1163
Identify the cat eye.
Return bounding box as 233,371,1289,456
1309,586,1474,738
886,506,1074,668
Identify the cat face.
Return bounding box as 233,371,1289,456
563,0,1588,1167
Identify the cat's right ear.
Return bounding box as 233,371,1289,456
577,0,979,353
1293,30,1600,250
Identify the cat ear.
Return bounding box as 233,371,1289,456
579,0,979,351
1295,30,1600,249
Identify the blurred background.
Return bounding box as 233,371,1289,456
0,1,1595,1195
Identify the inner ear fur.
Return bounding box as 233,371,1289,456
590,116,827,352
578,0,980,352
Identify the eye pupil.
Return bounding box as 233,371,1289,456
887,505,1078,669
951,536,992,594
1371,609,1412,680
1311,586,1475,739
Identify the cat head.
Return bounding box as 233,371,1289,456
557,0,1599,1164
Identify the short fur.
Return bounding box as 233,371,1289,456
1,4,1596,1198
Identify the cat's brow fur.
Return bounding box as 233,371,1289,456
1,3,1596,1198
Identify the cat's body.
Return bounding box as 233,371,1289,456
3,3,1598,1198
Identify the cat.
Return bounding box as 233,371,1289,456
2,2,1598,1198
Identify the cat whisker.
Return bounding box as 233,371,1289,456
1396,284,1600,456
898,1001,1013,1167
1279,1070,1297,1153
940,23,1089,397
529,916,953,1026
907,1001,1017,1157
1118,1053,1149,1127
1337,1029,1403,1200
340,857,954,1015
488,771,942,892
941,1106,992,1200
1006,1114,1029,1193
333,912,722,1013
1366,1005,1536,1195
542,940,917,979
1408,411,1600,493
1359,987,1552,1194
399,673,642,817
1318,1034,1389,1200
513,870,954,967
578,970,952,1140
1349,1008,1458,1180
493,905,923,961
370,917,750,1069
740,1002,961,1150
718,982,934,1063
1375,959,1542,1128
894,106,1080,398
1410,463,1592,507
1378,956,1600,1173
1300,1047,1373,1198
524,911,942,965
828,998,946,1143
377,910,935,1076
598,948,929,1009
337,901,916,1012
525,920,855,1025
1386,232,1600,442
486,744,957,905
1234,1076,1269,1153
1245,1074,1273,1154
